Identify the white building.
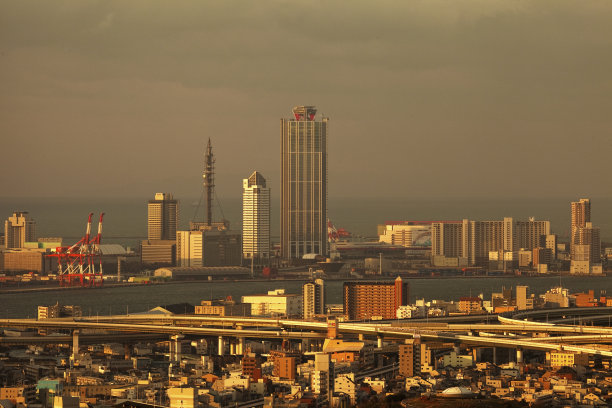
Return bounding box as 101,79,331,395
303,279,325,319
442,351,473,368
379,223,431,247
334,373,357,404
311,370,329,395
242,171,270,264
176,230,203,267
167,387,196,408
312,353,332,395
242,289,302,317
396,305,426,319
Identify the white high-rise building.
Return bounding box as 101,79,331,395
242,171,270,264
4,211,36,249
303,278,325,319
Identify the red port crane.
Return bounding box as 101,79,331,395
48,213,105,287
327,219,351,242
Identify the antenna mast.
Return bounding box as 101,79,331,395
203,138,215,226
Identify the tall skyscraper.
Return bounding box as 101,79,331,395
303,278,325,319
4,211,36,249
147,193,179,241
242,171,270,264
569,198,602,274
570,198,591,259
281,106,328,259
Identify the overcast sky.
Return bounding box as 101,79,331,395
1,0,611,200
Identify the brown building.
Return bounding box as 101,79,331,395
0,249,54,273
141,239,176,266
399,339,423,378
148,193,178,241
269,349,301,379
458,297,483,314
276,356,297,380
0,386,37,406
343,276,409,320
242,353,262,380
574,290,597,307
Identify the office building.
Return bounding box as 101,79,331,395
176,230,203,267
141,239,176,266
280,105,328,259
242,171,270,264
0,250,55,273
343,277,409,320
242,289,302,317
176,230,241,267
4,212,36,249
303,278,325,319
147,193,178,241
202,230,241,266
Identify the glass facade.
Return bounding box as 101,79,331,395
281,106,328,259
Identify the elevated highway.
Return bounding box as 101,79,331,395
2,307,612,357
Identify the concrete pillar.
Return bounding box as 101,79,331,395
453,344,460,354
237,337,245,355
230,341,236,355
170,334,183,362
358,333,365,341
516,348,523,364
377,336,383,348
492,347,497,365
218,336,225,356
72,330,80,363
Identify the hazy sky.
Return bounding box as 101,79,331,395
1,0,611,200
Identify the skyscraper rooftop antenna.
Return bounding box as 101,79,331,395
203,138,215,226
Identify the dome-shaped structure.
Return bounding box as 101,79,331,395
439,387,475,398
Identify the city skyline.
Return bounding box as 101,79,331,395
2,2,612,200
